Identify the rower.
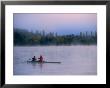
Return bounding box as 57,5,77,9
32,56,36,61
38,55,44,62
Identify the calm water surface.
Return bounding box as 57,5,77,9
13,45,97,75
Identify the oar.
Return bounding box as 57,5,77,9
29,58,31,60
27,58,32,62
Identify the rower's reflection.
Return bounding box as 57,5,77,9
31,63,37,69
28,63,43,69
38,63,43,69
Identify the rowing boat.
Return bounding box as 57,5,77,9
27,60,61,64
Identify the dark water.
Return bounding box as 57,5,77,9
13,45,97,75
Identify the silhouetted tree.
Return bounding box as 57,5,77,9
14,28,97,45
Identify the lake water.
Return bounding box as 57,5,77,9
13,45,97,75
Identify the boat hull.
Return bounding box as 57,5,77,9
27,61,61,63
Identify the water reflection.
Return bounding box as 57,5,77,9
14,46,97,75
27,62,43,69
38,63,43,68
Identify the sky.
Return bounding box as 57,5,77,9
14,13,97,35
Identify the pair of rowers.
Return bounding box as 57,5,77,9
32,55,44,62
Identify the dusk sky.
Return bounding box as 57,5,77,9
14,13,97,35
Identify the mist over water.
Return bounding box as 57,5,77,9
13,45,97,75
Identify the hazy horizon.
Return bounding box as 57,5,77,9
14,13,97,35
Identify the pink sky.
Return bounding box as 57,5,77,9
14,13,97,35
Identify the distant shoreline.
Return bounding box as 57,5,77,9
14,28,97,46
14,44,97,47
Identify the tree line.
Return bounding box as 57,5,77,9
14,28,97,46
